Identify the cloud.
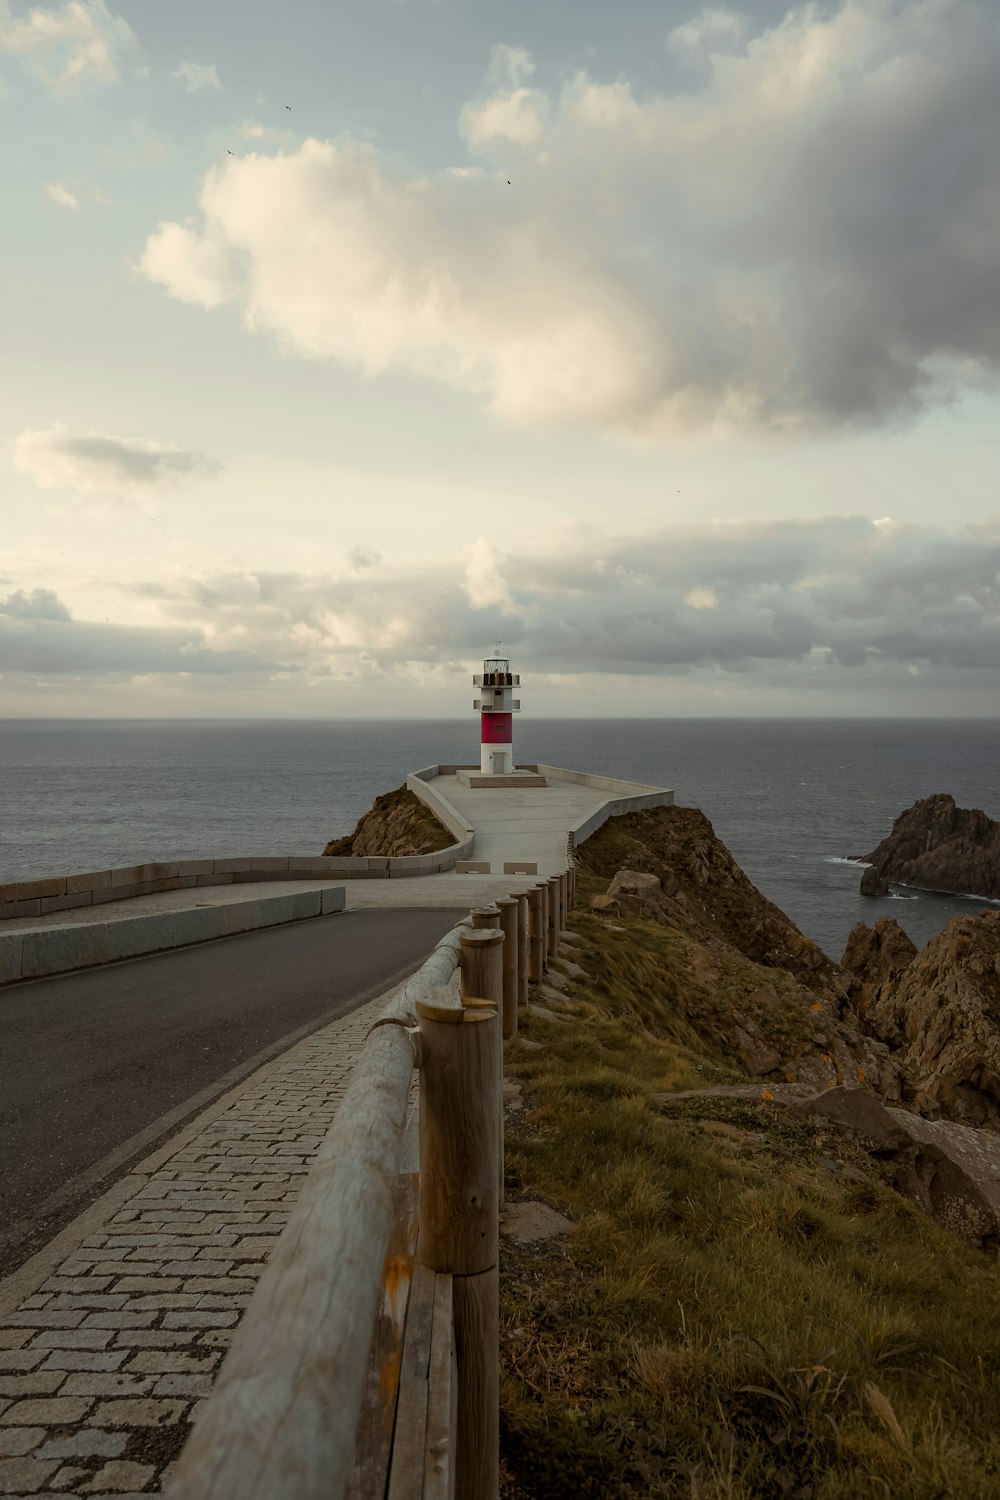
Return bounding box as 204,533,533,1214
139,1,1000,437
42,512,1000,682
44,180,77,208
459,61,548,149
347,546,381,570
684,586,719,610
462,537,518,615
666,7,750,61
11,424,221,497
170,59,220,92
0,0,133,93
5,515,1000,703
486,43,535,88
0,612,285,677
0,587,71,619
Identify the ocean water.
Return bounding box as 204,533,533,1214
2,718,999,962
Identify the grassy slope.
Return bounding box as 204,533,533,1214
499,866,1000,1499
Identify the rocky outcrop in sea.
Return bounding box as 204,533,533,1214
858,791,1000,899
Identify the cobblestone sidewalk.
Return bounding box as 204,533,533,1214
0,990,390,1498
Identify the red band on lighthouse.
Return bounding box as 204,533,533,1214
481,713,513,744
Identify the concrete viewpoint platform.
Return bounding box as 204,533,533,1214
0,762,673,985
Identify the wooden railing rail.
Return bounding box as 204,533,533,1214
164,869,577,1500
161,928,466,1500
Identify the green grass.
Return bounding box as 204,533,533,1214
499,882,1000,1499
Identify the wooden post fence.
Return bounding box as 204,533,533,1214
459,928,505,1210
527,885,544,983
496,896,519,1041
547,874,560,961
160,901,523,1500
516,893,529,1011
416,994,500,1500
161,929,467,1500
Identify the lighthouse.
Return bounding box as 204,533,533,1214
473,648,520,775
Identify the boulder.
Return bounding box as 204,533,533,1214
607,868,661,918
789,1085,910,1152
859,792,1000,900
789,1087,1000,1248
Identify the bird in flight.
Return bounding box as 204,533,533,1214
227,149,235,156
285,104,291,110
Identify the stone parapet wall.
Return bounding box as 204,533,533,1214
0,843,472,923
0,886,347,987
406,765,476,849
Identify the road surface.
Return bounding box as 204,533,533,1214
1,906,465,1275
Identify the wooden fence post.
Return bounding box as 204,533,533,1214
527,886,544,983
459,928,505,1209
559,871,569,929
471,905,501,930
547,875,561,960
496,897,518,1041
417,996,499,1500
516,894,529,1010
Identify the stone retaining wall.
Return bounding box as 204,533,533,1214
0,887,347,987
0,843,472,924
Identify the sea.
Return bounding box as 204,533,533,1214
2,718,999,963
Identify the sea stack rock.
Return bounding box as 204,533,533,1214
859,865,890,897
857,792,1000,900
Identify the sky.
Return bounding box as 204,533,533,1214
2,0,1000,718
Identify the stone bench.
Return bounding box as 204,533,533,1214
503,861,538,875
455,861,491,874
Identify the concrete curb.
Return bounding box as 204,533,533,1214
0,885,346,988
536,763,676,846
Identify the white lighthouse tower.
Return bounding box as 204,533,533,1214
473,646,520,775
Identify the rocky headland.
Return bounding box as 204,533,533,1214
580,805,1000,1244
322,783,452,858
500,799,1000,1494
857,791,1000,899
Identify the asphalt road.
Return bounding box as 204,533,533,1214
0,906,466,1276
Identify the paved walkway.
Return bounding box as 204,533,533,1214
1,909,464,1280
0,985,398,1497
0,762,673,1493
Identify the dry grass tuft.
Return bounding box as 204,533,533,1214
863,1382,909,1449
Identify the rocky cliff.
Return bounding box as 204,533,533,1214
576,805,1000,1259
859,791,1000,898
322,785,453,858
581,805,1000,1137
844,909,1000,1128
579,806,899,1097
